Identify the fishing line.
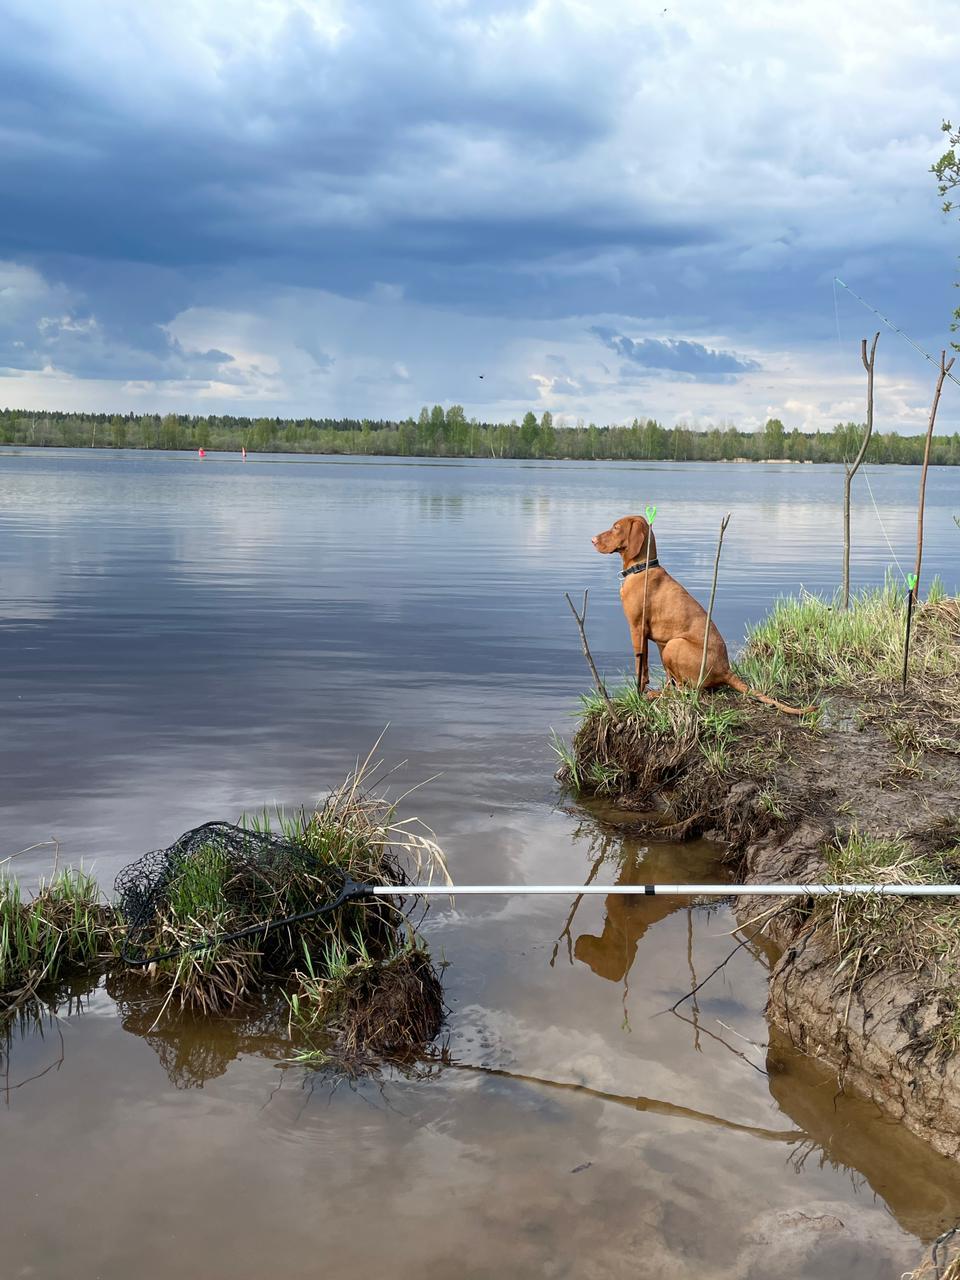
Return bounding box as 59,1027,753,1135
861,465,907,583
833,277,960,390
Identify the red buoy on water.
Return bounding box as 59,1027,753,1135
198,448,206,459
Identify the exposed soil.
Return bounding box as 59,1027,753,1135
562,603,960,1158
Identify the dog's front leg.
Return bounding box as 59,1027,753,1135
632,631,649,692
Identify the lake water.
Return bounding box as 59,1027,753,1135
2,448,959,1279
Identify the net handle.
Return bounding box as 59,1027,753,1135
121,875,372,967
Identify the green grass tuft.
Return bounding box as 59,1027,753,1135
810,828,960,1058
1,868,119,1008
736,582,960,733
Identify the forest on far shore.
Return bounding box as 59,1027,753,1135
2,406,959,465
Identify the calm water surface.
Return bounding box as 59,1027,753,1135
1,449,959,1279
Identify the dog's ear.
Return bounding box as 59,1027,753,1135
624,516,649,562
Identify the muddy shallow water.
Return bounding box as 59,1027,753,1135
2,449,960,1278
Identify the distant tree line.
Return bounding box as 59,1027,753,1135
2,406,959,465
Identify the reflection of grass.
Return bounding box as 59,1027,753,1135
813,828,960,1059
0,869,119,1009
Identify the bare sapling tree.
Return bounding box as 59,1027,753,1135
903,350,956,691
913,349,956,596
841,332,880,609
697,513,732,690
564,590,615,714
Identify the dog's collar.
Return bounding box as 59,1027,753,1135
621,558,660,580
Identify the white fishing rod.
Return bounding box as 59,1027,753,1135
350,881,960,899
122,868,960,966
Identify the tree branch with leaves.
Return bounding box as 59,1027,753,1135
932,119,960,352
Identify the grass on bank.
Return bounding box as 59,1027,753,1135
557,585,960,817
554,675,780,839
286,928,443,1064
738,580,959,749
810,827,960,1059
133,770,449,1055
0,868,119,1010
554,682,748,792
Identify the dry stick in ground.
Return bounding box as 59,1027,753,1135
914,350,956,594
841,332,880,610
564,590,615,714
637,528,654,690
904,350,955,691
697,513,732,690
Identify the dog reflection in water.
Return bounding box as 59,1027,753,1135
574,881,681,983
570,845,715,984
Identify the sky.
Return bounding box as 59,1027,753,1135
1,0,958,432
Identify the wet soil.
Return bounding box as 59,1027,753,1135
577,689,960,1158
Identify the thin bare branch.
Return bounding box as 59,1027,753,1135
842,332,879,609
564,590,615,714
697,513,731,689
914,350,956,597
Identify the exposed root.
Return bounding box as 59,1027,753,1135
315,946,445,1058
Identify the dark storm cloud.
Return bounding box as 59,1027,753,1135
0,0,956,418
0,0,682,381
590,327,760,380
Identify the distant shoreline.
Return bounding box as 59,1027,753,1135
1,442,957,467
3,407,960,465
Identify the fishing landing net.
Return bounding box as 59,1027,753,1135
113,820,406,968
112,820,445,1055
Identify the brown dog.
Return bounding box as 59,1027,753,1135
592,514,813,715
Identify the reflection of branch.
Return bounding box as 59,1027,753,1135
667,909,787,1013
3,1022,65,1101
685,907,701,1052
439,1058,802,1144
670,1008,768,1077
549,852,605,967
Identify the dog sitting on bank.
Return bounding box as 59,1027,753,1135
592,514,813,716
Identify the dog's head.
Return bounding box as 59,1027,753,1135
591,515,656,563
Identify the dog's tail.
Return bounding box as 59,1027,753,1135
721,674,815,717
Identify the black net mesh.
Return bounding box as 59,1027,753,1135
113,821,352,967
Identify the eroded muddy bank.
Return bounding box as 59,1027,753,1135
563,595,960,1158
736,805,960,1160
